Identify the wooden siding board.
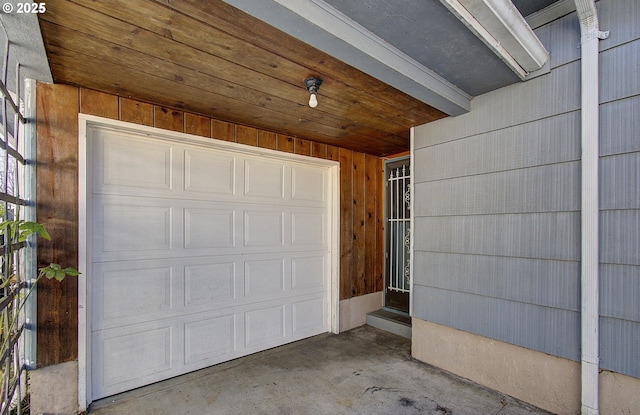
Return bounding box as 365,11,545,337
277,135,294,153
184,112,211,137
257,130,277,150
211,119,235,142
36,83,79,366
364,154,378,294
154,106,184,132
352,152,366,296
311,141,327,159
119,97,153,126
339,148,353,300
326,145,340,161
236,125,258,146
79,87,118,119
375,157,385,292
294,138,311,156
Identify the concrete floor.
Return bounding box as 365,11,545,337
88,326,554,415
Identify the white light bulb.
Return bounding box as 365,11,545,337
309,93,318,108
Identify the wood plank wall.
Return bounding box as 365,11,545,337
36,83,385,366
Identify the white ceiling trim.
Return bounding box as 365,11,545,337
222,0,472,116
440,0,550,79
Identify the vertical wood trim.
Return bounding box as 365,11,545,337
211,119,235,142
339,148,353,299
119,98,153,126
375,157,385,292
352,152,366,296
36,83,80,366
184,113,211,137
364,154,378,293
326,145,340,161
153,106,184,132
236,125,258,146
277,134,295,153
79,88,118,119
311,141,327,159
294,137,311,156
257,130,277,150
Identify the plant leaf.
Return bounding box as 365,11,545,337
19,222,51,242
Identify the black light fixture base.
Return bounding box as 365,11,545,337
304,77,323,94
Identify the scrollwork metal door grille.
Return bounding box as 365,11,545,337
387,165,410,293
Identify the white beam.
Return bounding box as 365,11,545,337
439,0,549,80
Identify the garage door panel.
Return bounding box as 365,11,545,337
243,210,284,247
94,130,174,192
292,296,327,336
184,207,236,249
95,265,174,328
292,256,326,292
184,150,236,195
100,203,173,254
245,305,286,349
291,165,326,203
93,324,175,397
244,159,285,199
184,314,237,365
184,262,236,310
92,196,175,260
244,258,285,299
291,211,326,247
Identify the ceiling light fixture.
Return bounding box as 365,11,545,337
304,77,323,108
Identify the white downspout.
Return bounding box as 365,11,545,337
574,1,608,414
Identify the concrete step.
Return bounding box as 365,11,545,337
366,308,411,339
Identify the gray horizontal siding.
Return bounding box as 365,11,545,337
414,252,579,311
600,210,640,265
600,95,640,156
600,39,640,103
412,0,639,378
414,213,580,261
413,60,581,149
414,162,580,216
598,0,640,49
600,264,640,321
414,111,580,182
600,153,640,210
412,285,581,362
600,318,640,378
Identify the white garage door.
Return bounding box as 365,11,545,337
84,121,337,400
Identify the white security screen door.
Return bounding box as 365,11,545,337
81,117,338,401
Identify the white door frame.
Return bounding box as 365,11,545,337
77,114,340,411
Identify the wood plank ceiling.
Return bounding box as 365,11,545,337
38,0,447,156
